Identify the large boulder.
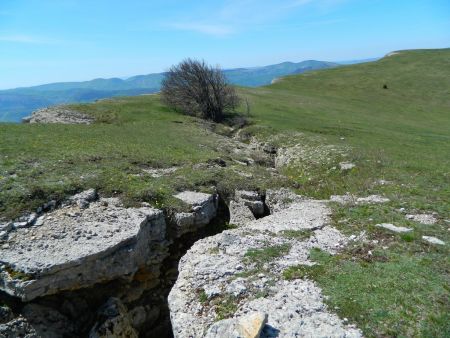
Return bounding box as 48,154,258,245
0,197,168,301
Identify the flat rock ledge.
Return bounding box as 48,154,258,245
22,106,94,124
0,196,168,301
172,191,218,238
168,189,362,338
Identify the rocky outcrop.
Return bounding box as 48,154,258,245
172,191,218,237
0,189,222,337
0,196,168,301
168,189,362,337
22,106,94,124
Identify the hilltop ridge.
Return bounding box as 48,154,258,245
0,59,341,122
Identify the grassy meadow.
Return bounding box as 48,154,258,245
0,48,449,336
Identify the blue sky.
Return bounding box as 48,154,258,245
0,0,448,89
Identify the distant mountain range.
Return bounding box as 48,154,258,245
0,58,373,122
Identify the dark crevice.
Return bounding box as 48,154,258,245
0,196,231,338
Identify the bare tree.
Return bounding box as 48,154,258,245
161,59,240,122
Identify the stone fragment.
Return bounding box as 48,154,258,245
0,316,37,338
205,312,267,338
142,167,179,178
229,200,256,227
235,190,265,218
405,214,437,225
330,194,389,205
69,189,98,208
356,195,390,204
34,216,45,227
0,223,13,233
375,223,412,233
339,162,356,170
226,279,247,297
235,312,268,338
172,191,218,237
422,236,445,245
204,284,221,299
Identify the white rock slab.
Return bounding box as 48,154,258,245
422,236,445,245
0,198,167,301
375,223,412,233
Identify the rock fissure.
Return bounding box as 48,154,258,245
169,189,363,338
0,189,231,337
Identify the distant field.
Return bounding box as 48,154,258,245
0,48,449,336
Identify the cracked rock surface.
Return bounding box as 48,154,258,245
168,189,362,338
0,197,167,301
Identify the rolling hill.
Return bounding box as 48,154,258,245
0,59,339,122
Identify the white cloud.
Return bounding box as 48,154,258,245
167,23,234,37
164,0,347,37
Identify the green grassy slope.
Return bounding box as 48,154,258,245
243,49,450,208
243,48,450,337
0,97,221,217
0,48,448,336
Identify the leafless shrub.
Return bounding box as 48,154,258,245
161,59,240,122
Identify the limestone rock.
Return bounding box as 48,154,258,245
422,236,445,245
0,198,168,301
405,214,437,225
234,190,265,218
229,200,256,227
0,316,38,338
89,298,138,338
265,188,304,213
339,162,356,170
229,190,266,227
375,223,412,233
168,190,361,338
356,195,390,204
330,194,390,205
22,106,94,124
142,167,179,178
205,312,267,338
68,188,98,208
172,191,218,237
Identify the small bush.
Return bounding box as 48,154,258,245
161,59,240,122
